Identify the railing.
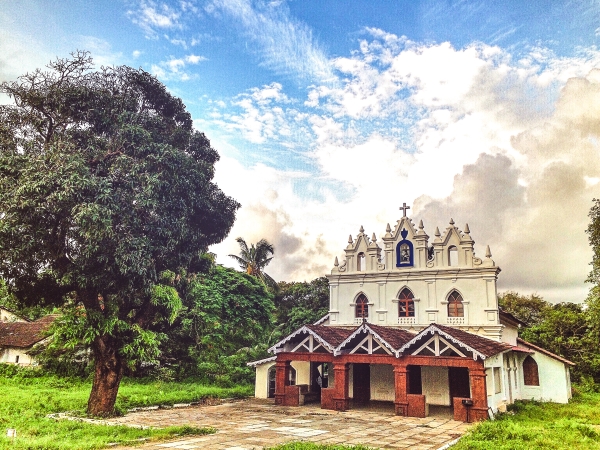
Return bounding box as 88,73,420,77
446,316,465,325
354,317,368,325
398,317,416,325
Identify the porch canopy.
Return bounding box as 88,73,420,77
267,322,512,422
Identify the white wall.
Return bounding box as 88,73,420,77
0,347,35,365
421,366,450,406
370,364,395,401
253,361,311,399
519,352,572,404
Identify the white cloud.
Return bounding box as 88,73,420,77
128,0,182,38
150,54,207,81
206,0,333,82
208,36,600,303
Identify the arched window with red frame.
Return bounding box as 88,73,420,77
447,290,464,317
398,288,415,317
355,294,369,320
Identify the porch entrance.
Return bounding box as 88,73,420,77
353,363,370,403
449,367,470,400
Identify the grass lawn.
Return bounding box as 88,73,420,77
452,391,600,450
265,392,600,450
0,365,252,450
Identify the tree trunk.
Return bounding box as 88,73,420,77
87,334,124,417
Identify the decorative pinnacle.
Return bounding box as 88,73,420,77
371,233,377,242
386,223,391,232
485,245,492,258
334,256,339,266
348,234,353,244
449,218,455,226
435,227,441,237
419,219,424,230
464,223,470,233
359,225,364,233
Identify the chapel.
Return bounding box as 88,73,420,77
249,205,573,422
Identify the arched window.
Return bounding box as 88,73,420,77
447,290,464,317
523,356,539,386
355,294,369,320
448,246,458,266
398,288,415,317
357,252,366,271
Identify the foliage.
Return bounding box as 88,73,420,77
0,279,55,321
453,392,600,450
0,52,238,415
0,365,249,450
498,291,550,326
160,264,275,384
229,237,277,288
587,198,600,286
275,277,330,337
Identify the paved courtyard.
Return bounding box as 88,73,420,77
111,398,470,450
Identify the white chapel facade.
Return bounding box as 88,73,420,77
249,206,573,422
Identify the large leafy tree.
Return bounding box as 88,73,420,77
164,263,275,384
275,277,330,337
0,53,239,415
497,291,550,326
229,237,276,288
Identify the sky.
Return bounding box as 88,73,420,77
1,0,600,303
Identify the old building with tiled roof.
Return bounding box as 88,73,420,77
249,206,573,422
0,314,58,365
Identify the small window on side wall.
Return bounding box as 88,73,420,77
493,367,502,394
523,356,540,386
447,290,464,317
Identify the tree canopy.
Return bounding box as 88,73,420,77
229,237,276,288
275,277,330,337
0,52,239,415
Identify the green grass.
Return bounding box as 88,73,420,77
266,445,372,450
0,366,252,450
453,391,600,450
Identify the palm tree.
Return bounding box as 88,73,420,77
229,237,277,288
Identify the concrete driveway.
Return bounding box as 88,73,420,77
112,398,470,450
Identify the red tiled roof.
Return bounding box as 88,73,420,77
305,324,355,347
366,324,415,350
517,338,575,366
0,315,58,348
499,308,527,327
432,324,513,358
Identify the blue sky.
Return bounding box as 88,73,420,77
2,0,600,302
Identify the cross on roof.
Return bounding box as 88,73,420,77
399,203,411,217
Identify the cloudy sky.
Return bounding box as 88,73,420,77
2,0,600,302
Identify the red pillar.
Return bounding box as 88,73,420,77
332,362,350,411
394,365,409,416
274,360,290,406
469,368,489,422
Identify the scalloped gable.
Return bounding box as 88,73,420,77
397,323,512,360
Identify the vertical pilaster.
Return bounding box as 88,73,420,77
469,368,489,422
332,362,350,411
274,360,290,406
394,365,409,416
